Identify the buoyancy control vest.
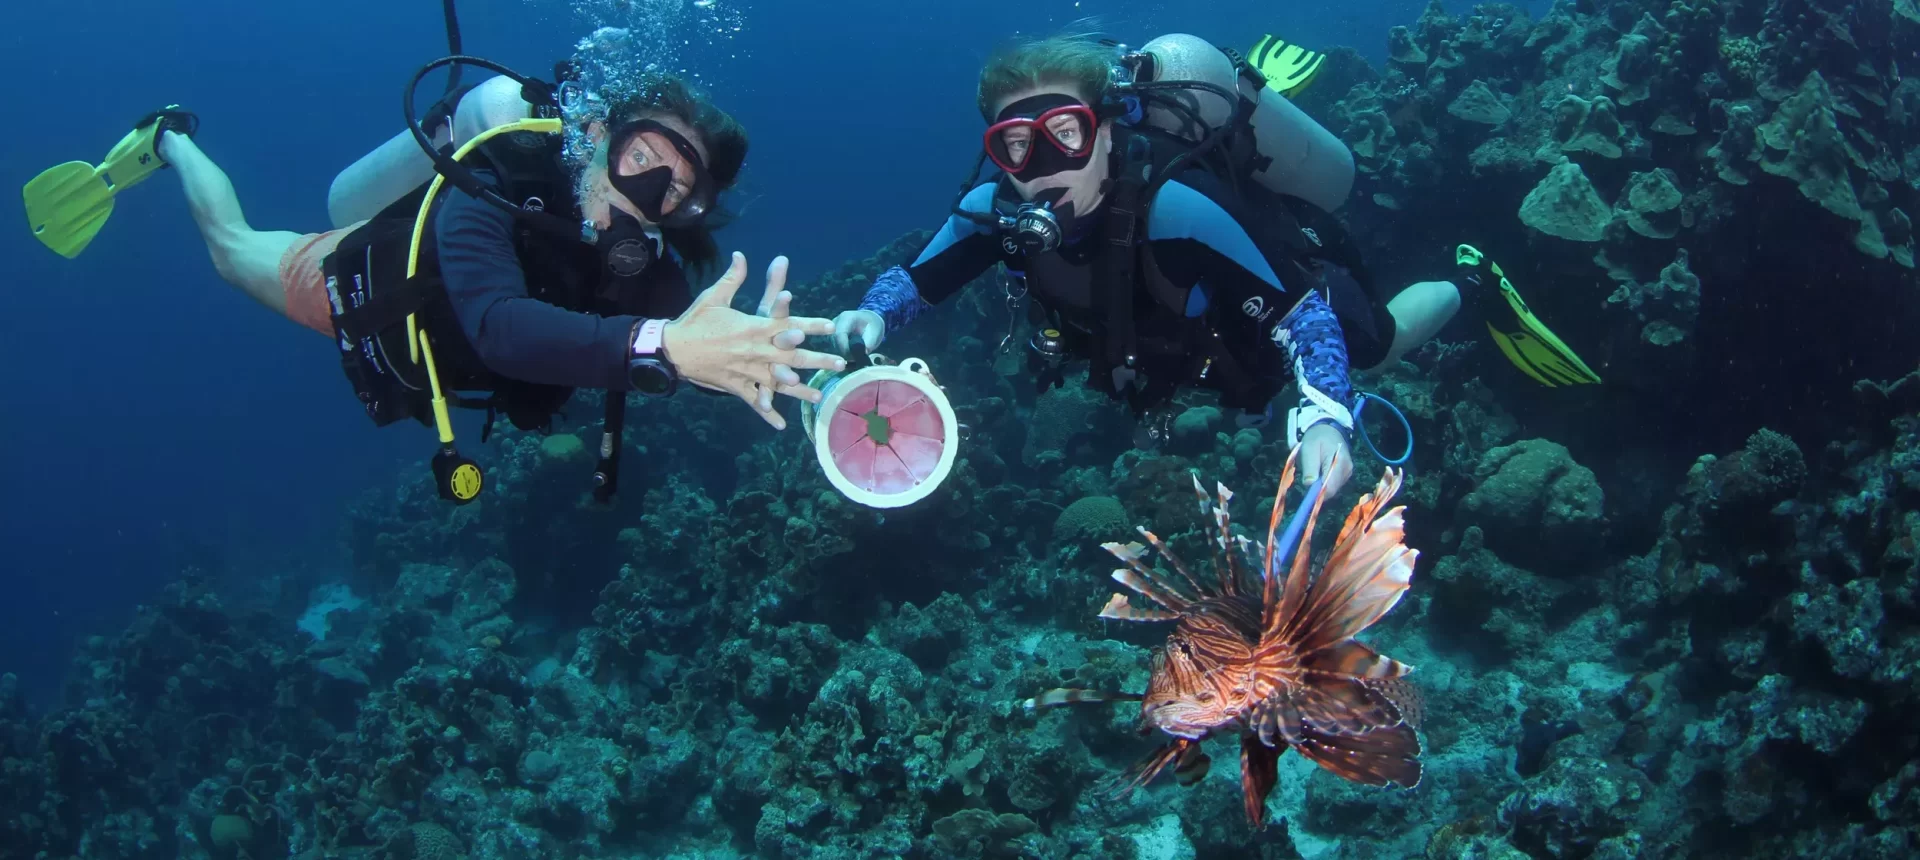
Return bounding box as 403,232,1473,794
321,128,694,502
1005,123,1370,414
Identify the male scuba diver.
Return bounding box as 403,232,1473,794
24,59,846,505
831,33,1600,495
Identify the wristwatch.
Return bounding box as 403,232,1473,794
627,318,679,397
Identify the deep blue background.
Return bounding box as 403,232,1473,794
0,0,1490,706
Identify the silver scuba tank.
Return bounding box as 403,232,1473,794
1134,33,1355,213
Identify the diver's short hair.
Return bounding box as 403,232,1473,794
977,33,1116,120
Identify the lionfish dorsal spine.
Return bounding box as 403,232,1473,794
1104,539,1193,611
1283,468,1418,654
1098,593,1180,622
1212,480,1242,595
1268,467,1336,643
1261,450,1301,618
1136,526,1207,597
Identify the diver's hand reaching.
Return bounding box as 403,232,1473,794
665,252,845,430
1296,423,1354,498
832,309,886,354
751,255,819,413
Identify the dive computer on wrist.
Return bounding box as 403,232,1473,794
627,318,679,397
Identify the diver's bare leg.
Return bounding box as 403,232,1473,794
1366,280,1461,370
157,131,301,314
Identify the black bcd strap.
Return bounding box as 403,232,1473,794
1095,133,1155,370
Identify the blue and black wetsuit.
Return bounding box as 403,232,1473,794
858,171,1368,434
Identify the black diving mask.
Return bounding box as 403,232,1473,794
606,119,717,228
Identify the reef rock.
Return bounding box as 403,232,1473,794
1755,72,1862,221
1520,161,1613,242
1650,113,1697,136
1543,95,1629,160
1617,168,1686,239
1347,108,1400,172
1857,204,1917,268
1499,756,1652,858
1448,79,1511,126
1598,14,1663,106
1460,438,1606,565
1387,24,1428,66
1709,101,1760,185
1607,248,1702,347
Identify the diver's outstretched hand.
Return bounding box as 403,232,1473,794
1296,423,1354,498
751,255,824,413
832,309,886,354
665,252,844,430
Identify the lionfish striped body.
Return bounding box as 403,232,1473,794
1023,455,1423,828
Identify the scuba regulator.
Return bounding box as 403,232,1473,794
1003,201,1063,255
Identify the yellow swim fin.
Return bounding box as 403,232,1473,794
24,106,197,259
1456,244,1602,387
1248,34,1326,98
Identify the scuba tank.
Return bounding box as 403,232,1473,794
1131,33,1354,214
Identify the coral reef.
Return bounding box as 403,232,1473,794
8,2,1920,859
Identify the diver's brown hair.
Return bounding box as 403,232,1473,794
606,74,748,275
976,34,1116,120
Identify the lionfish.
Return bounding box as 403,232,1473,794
1023,454,1424,828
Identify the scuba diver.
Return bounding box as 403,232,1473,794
24,59,847,506
831,33,1447,496
831,32,1600,495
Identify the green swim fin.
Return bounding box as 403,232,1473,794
24,106,198,259
1248,34,1326,98
1456,244,1602,387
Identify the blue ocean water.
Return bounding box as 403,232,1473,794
0,0,1513,704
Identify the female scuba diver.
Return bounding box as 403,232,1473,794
24,61,846,504
830,33,1462,496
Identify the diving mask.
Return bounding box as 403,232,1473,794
606,119,717,228
985,94,1096,181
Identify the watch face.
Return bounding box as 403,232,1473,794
630,359,674,396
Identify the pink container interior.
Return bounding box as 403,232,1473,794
825,377,946,496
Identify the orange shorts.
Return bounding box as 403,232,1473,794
277,220,368,337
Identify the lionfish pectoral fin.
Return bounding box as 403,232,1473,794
1020,688,1143,712
1300,640,1413,680
1293,724,1423,789
1174,741,1212,786
1107,738,1193,799
1240,735,1284,829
